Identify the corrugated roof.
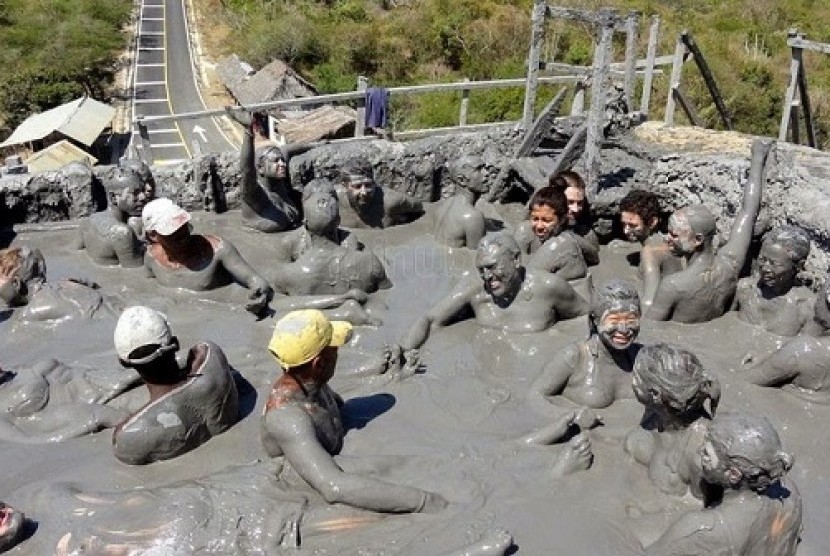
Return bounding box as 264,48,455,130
0,96,115,148
24,139,97,173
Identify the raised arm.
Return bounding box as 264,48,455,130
401,279,479,350
719,139,771,269
264,406,444,513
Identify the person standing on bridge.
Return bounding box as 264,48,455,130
228,108,312,233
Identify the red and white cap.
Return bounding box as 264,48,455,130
142,198,191,236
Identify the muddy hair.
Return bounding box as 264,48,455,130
707,412,793,492
764,225,811,264
477,233,521,260
255,145,285,171
106,167,144,194
619,189,661,224
590,278,640,320
549,170,591,224
0,247,22,278
681,204,718,239
633,343,720,418
302,178,337,201
527,185,568,219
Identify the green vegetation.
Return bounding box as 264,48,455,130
213,0,830,146
0,0,133,135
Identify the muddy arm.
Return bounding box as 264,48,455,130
740,339,805,387
528,237,587,281
640,245,662,309
575,229,600,266
646,279,678,321
112,228,144,268
385,189,423,219
265,406,444,513
719,139,770,270
550,277,589,320
645,510,724,555
401,279,478,350
271,290,367,312
527,346,580,417
0,404,127,444
217,240,273,314
464,215,487,251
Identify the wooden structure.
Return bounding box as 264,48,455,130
778,29,825,148
664,31,732,131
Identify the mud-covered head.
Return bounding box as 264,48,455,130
256,145,287,180
701,412,793,492
619,189,660,243
446,156,487,196
590,279,641,350
118,157,155,187
632,343,720,418
527,186,567,242
548,171,589,227
302,179,340,235
114,306,182,383
340,160,377,208
107,168,155,218
0,501,26,552
757,225,810,290
476,233,523,300
666,205,716,257
0,246,46,307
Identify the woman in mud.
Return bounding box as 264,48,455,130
529,279,641,411
549,170,599,266
734,225,814,336
624,343,721,500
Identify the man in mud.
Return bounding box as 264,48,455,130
262,309,447,513
112,305,239,465
619,189,683,308
402,233,588,350
644,412,801,555
336,161,424,229
433,156,488,248
142,198,273,316
228,109,310,232
0,246,120,322
0,502,26,553
647,153,764,323
76,168,154,267
513,185,587,280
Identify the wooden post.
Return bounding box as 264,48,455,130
794,33,816,148
516,86,568,158
623,11,640,110
673,87,702,127
355,75,368,137
585,8,616,200
571,80,586,115
459,78,470,126
779,30,800,142
680,31,732,130
640,15,660,115
665,35,686,126
790,103,801,145
522,0,547,129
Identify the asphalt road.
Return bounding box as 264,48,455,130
131,0,236,164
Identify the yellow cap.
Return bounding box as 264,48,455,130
268,309,353,369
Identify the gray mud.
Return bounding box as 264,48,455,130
1,205,829,554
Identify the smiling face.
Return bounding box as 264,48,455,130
476,244,520,299
529,205,561,242
621,211,653,243
757,240,796,290
597,309,640,350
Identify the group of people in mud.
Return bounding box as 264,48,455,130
0,116,819,554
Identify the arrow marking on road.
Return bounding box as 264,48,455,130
193,125,207,143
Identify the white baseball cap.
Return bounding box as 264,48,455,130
114,306,174,364
142,198,191,236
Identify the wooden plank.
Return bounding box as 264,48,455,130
623,11,640,109
795,44,817,148
459,78,470,126
516,86,568,158
522,0,548,128
540,61,663,77
355,76,368,137
550,122,588,176
571,80,587,115
680,31,732,130
790,105,800,145
673,87,702,127
640,15,660,115
787,36,830,55
779,53,800,141
585,9,616,199
665,36,686,126
546,5,626,30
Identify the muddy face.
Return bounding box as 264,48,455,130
757,241,796,290
621,211,651,243
596,309,640,350
346,179,376,208
117,183,155,218
665,213,698,257
0,503,25,552
259,148,287,180
476,245,520,299
564,186,585,226
529,205,562,242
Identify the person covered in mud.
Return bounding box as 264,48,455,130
513,185,587,280
227,109,311,232
262,309,448,513
737,276,830,396
624,343,721,500
734,225,813,336
402,233,587,351
0,502,26,553
112,306,238,465
549,170,599,265
647,156,764,323
0,359,137,443
519,408,601,478
76,167,154,267
0,246,120,322
142,198,273,316
529,279,641,412
619,189,683,308
433,156,488,248
642,412,801,556
335,161,424,229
